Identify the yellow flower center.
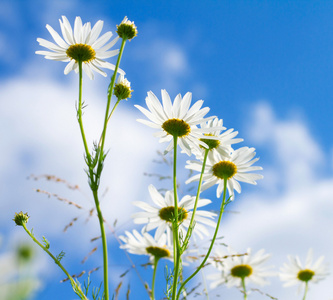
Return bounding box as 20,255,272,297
146,246,170,259
212,161,237,179
231,264,253,278
158,206,188,223
162,118,191,137
200,134,220,150
66,44,96,62
297,269,315,282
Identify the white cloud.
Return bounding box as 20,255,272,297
249,102,324,191
133,34,190,94
0,69,161,252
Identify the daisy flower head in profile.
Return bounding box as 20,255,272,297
36,16,124,79
131,184,216,243
208,247,274,294
116,16,138,40
186,146,263,200
193,117,243,161
114,74,132,100
279,249,329,298
135,90,219,156
119,230,172,263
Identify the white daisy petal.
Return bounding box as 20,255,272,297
279,249,329,292
131,185,216,243
136,90,212,156
209,247,274,290
36,16,121,79
186,147,262,200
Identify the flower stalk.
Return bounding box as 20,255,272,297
21,222,87,300
182,148,209,250
302,282,309,300
241,277,247,300
172,136,182,300
151,257,160,300
176,178,229,300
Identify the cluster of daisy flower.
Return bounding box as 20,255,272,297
31,14,329,300
119,89,262,257
117,89,267,299
208,247,329,299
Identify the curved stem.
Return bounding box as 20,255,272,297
176,178,228,300
241,277,247,300
302,282,309,300
151,258,160,300
92,190,109,300
21,223,87,300
182,149,209,250
77,61,91,163
98,38,126,153
171,136,181,300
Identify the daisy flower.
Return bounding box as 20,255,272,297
132,184,216,242
208,247,273,290
193,117,243,160
135,90,219,156
119,230,172,262
186,147,263,200
279,249,329,296
114,74,132,100
116,16,138,40
36,16,124,79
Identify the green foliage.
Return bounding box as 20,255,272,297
42,236,50,249
55,251,65,263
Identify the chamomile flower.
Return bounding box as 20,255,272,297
135,90,218,156
132,184,216,242
114,74,132,100
194,117,243,160
36,16,124,79
279,249,329,295
208,247,273,290
119,230,172,262
186,147,263,200
116,16,138,40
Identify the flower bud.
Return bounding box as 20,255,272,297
13,211,29,226
114,74,133,100
116,17,138,40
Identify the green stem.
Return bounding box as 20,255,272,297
21,223,87,300
302,282,309,300
172,136,181,300
77,61,91,163
182,148,209,250
176,178,228,300
77,60,108,298
98,38,126,153
151,257,159,300
201,269,210,300
241,277,247,300
92,189,109,300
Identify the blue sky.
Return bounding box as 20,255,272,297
1,0,333,299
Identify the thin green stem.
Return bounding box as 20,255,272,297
21,223,87,300
151,257,160,300
302,282,309,300
182,148,209,250
201,269,210,300
176,178,228,300
92,189,109,300
98,38,126,153
172,136,181,300
77,61,91,163
241,277,247,300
